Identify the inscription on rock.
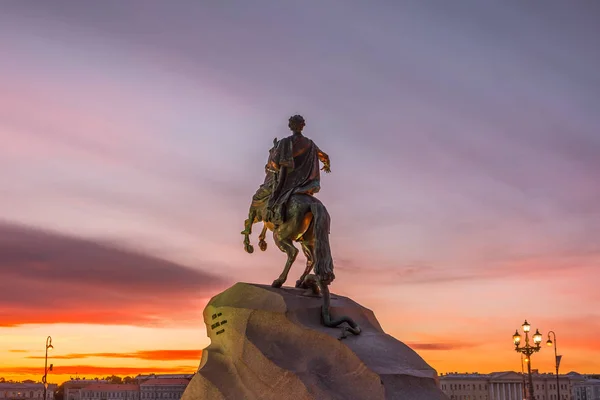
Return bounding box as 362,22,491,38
210,312,227,335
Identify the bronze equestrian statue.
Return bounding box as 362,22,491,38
241,115,360,338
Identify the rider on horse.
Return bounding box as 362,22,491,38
241,114,331,234
240,115,360,337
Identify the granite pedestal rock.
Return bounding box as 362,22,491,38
182,283,448,400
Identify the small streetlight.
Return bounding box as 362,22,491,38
513,320,542,399
513,330,521,345
42,336,53,400
547,331,562,400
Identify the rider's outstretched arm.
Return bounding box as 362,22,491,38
317,146,331,173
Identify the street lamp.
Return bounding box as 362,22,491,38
42,336,54,400
547,331,562,400
520,354,527,400
513,320,542,400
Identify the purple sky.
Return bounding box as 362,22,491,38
1,1,599,373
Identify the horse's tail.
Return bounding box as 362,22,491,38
309,201,335,285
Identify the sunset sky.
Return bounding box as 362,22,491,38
1,0,599,383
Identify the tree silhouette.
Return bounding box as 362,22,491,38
102,376,123,384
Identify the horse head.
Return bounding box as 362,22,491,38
265,138,278,174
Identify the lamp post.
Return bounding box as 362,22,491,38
42,336,53,400
513,320,543,400
546,331,562,400
520,353,527,400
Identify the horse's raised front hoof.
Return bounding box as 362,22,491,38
271,278,285,288
244,244,254,254
259,240,267,251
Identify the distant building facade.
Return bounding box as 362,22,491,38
440,371,571,400
65,376,192,400
80,385,139,400
0,383,57,400
572,377,600,400
64,379,108,400
139,380,189,400
132,376,192,385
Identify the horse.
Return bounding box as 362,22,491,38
241,139,331,289
244,193,333,289
241,145,361,337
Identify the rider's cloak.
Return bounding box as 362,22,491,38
267,136,322,225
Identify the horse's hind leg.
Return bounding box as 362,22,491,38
296,240,314,288
271,232,298,288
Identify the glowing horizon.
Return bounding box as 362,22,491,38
1,0,599,382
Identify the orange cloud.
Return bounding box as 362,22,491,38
406,342,480,351
26,350,202,361
0,365,195,377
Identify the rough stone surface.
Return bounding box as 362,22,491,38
182,283,448,400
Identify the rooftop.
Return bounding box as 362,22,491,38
134,375,192,380
0,383,58,390
81,384,139,392
140,379,189,386
440,371,574,378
